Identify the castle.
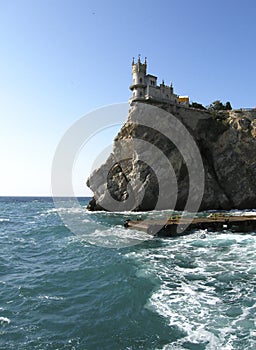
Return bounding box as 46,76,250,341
129,56,189,106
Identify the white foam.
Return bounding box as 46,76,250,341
39,295,64,301
82,226,152,248
39,208,58,216
0,317,10,324
0,218,9,222
82,219,90,223
125,231,256,349
148,286,227,348
40,206,86,217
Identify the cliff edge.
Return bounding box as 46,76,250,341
86,102,256,212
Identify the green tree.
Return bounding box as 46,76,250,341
208,100,232,111
208,100,225,111
225,101,232,110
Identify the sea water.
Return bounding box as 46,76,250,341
0,197,256,350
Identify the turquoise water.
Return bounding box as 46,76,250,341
1,197,256,349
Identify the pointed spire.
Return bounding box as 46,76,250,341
138,54,141,63
144,57,147,65
132,57,135,65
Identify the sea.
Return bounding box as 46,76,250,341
1,197,256,350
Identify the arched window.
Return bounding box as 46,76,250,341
140,91,143,97
139,77,143,83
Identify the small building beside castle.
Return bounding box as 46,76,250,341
129,56,189,106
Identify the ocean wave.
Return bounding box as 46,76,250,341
38,295,64,301
0,316,10,324
126,232,256,349
0,218,10,223
73,226,152,248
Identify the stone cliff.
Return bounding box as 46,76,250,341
86,102,256,212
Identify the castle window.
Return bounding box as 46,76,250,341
140,92,143,97
166,94,169,98
139,77,143,83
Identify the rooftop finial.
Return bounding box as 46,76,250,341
138,54,141,63
144,57,147,64
132,57,135,65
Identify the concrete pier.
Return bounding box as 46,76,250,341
124,214,256,237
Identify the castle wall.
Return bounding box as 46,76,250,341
145,75,157,86
146,85,178,103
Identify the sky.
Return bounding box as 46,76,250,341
0,0,256,196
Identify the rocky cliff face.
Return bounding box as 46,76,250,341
86,102,256,212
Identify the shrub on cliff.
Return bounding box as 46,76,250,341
190,102,207,110
225,101,232,110
207,100,232,111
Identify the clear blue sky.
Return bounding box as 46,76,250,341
1,0,255,196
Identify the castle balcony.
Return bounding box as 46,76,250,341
129,95,179,107
129,83,146,91
129,95,149,104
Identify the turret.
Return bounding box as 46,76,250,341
130,55,147,101
170,82,173,94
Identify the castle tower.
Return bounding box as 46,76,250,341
129,57,186,106
129,55,147,101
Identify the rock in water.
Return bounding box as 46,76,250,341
86,102,256,212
